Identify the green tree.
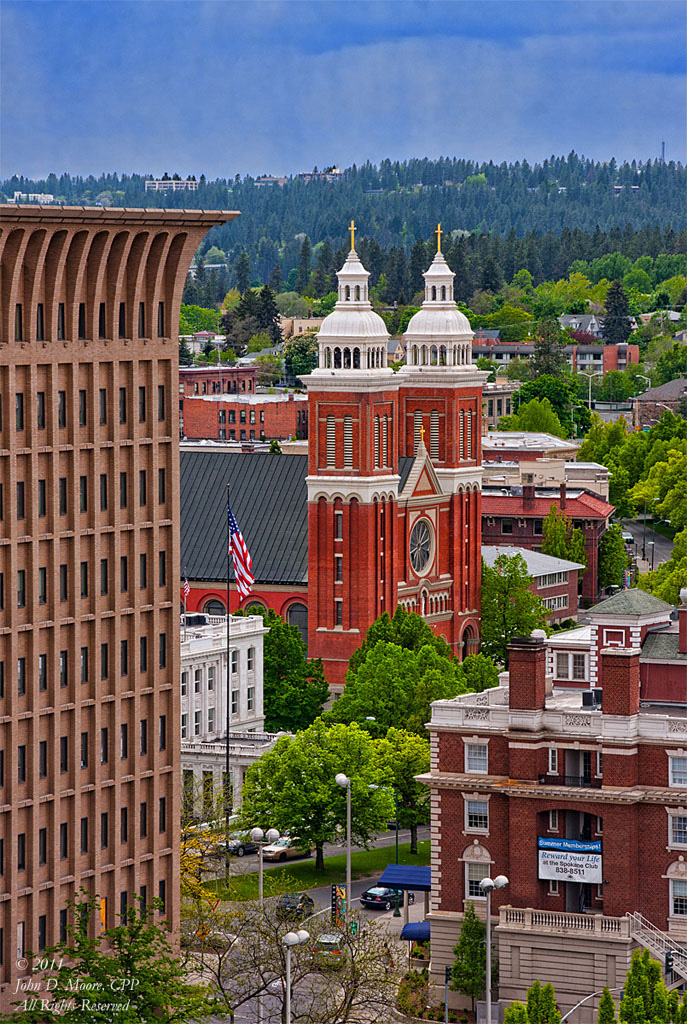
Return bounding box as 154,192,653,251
238,719,393,869
654,342,687,386
513,375,577,436
531,317,568,377
258,609,329,733
348,607,451,674
246,331,274,352
450,902,495,1011
499,397,566,438
375,728,430,854
256,282,283,343
235,251,251,295
456,652,500,693
481,554,547,666
296,235,312,293
476,357,499,382
638,527,687,604
284,330,319,379
598,987,618,1024
541,506,588,569
602,279,633,344
254,352,283,386
504,1004,530,1024
268,262,284,293
179,336,194,366
268,438,282,453
599,524,628,589
179,303,220,335
8,892,215,1024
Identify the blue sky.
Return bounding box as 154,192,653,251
1,0,685,179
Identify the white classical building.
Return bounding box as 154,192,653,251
180,614,281,815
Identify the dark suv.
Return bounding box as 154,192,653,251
276,892,315,921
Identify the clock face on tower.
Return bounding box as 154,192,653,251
409,519,433,576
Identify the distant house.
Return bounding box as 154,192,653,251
387,338,406,363
633,377,687,428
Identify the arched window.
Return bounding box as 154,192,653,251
441,285,446,300
374,415,380,468
431,285,437,300
353,347,360,369
413,410,422,454
667,860,687,920
334,348,342,369
203,599,226,616
355,285,360,300
439,345,447,366
462,842,493,898
244,600,266,615
431,345,438,366
345,285,350,300
344,348,351,369
287,602,309,646
326,415,336,467
430,410,439,459
343,415,353,468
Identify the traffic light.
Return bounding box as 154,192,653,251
331,883,346,927
665,950,674,974
445,966,452,983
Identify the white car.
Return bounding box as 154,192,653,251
262,835,313,862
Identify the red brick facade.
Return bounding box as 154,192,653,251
180,393,307,441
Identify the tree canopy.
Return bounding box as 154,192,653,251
481,554,547,666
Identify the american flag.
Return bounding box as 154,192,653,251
228,503,254,598
183,576,190,601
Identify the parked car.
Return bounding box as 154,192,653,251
622,531,634,545
223,832,259,857
275,892,315,921
360,885,415,911
263,835,313,862
310,933,345,969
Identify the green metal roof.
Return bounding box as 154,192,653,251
588,589,674,617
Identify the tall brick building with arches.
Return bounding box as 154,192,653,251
182,239,488,687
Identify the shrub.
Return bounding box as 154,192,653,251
397,968,429,1018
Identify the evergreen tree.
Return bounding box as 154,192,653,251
598,987,618,1024
235,250,251,294
602,279,633,344
179,336,194,366
256,283,282,343
531,317,568,377
409,238,429,295
503,1004,530,1024
268,262,284,293
479,254,503,292
450,902,494,1012
296,235,312,293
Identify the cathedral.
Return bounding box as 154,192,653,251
182,230,487,687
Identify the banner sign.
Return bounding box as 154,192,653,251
537,837,602,883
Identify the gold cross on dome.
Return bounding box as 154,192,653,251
349,219,356,251
435,223,442,253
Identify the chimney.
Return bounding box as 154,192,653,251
559,482,567,510
508,631,547,711
600,648,640,716
523,474,535,506
679,588,687,654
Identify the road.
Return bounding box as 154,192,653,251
619,518,674,572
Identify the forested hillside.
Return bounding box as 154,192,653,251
4,155,686,290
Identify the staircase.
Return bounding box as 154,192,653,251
627,912,687,987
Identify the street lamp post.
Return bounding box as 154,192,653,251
282,929,309,1024
369,783,401,916
250,827,280,903
648,540,655,572
335,773,351,923
579,370,603,409
479,874,509,1024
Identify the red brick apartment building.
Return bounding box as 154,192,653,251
180,391,308,442
179,365,256,396
420,605,687,1018
0,204,235,1005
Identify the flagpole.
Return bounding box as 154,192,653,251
225,482,232,882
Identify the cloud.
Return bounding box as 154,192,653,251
1,0,685,178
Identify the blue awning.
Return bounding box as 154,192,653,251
377,864,431,892
401,922,430,942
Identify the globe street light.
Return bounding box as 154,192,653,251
480,874,509,1024
282,929,309,1024
335,773,352,922
250,827,280,904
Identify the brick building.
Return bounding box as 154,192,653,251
180,391,308,441
481,546,584,622
181,242,487,687
0,203,235,1004
420,603,687,1016
481,483,614,603
634,378,687,429
179,365,257,396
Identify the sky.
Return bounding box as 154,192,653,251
1,0,686,181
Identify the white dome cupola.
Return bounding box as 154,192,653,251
315,221,389,372
403,226,474,369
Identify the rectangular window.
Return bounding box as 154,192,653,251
159,714,166,751
548,748,558,774
335,599,343,626
670,757,687,788
59,477,67,515
231,650,238,674
139,553,147,589
17,570,26,608
15,303,23,340
159,796,166,833
80,645,88,683
58,390,66,428
100,557,108,595
79,475,87,512
549,810,559,831
159,632,167,668
38,829,47,867
120,724,128,759
101,812,109,849
120,891,128,922
467,861,485,898
671,815,687,847
138,385,146,423
139,469,147,506
100,727,109,764
139,801,147,838
140,635,148,672
0,573,3,611
18,833,26,871
17,656,26,695
80,560,88,598
78,302,86,339
80,731,88,768
120,555,128,592
99,302,106,339
466,743,488,773
39,740,47,777
37,390,46,429
99,388,107,425
501,519,514,535
38,567,47,605
0,837,3,875
16,481,25,520
596,816,603,835
17,745,26,783
158,550,166,586
16,392,24,431
334,511,343,539
80,817,88,853
548,880,559,895
79,389,87,426
120,639,128,676
140,719,148,756
466,800,489,831
100,642,109,680
208,666,215,691
60,735,68,773
672,879,687,916
572,654,586,680
555,653,568,679
119,387,127,424
120,472,127,508
158,879,166,914
158,384,165,420
181,713,188,739
60,822,68,860
207,706,215,731
38,478,46,517
157,301,165,338
59,564,68,602
194,710,201,736
231,690,238,715
121,807,128,843
58,302,65,340
138,301,145,337
59,650,68,687
100,473,108,510
35,304,45,341
596,751,603,777
335,555,343,582
181,671,188,696
119,302,126,338
533,519,544,536
247,647,255,671
247,685,255,712
158,467,166,504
